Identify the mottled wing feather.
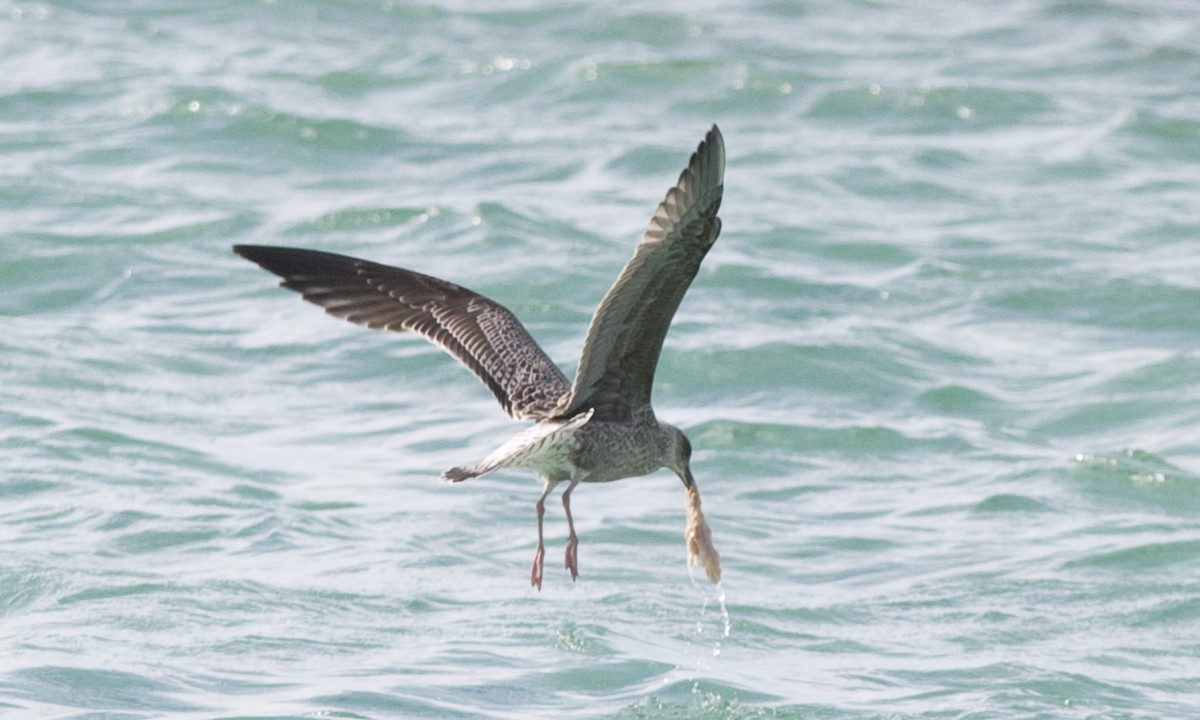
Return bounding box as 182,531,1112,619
559,125,725,419
232,245,571,420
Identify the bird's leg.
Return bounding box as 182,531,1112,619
531,481,555,590
561,477,582,581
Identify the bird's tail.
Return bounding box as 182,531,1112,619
441,466,480,483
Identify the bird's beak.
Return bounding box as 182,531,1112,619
679,465,695,490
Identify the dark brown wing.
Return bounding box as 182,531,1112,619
233,245,571,421
557,125,725,419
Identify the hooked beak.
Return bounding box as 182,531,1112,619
679,465,694,490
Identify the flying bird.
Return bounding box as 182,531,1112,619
234,125,725,589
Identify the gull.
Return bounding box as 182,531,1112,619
233,125,724,589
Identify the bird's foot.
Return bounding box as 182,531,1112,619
531,544,545,591
565,535,579,582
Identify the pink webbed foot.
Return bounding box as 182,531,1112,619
565,534,579,582
531,543,545,591
561,478,582,582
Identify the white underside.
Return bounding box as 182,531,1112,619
474,408,595,479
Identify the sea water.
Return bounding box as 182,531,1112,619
3,1,1200,717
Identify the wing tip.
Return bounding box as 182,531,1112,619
231,243,306,271
232,245,368,282
700,124,725,180
705,124,724,157
232,243,262,261
674,125,725,205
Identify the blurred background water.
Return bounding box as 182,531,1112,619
3,0,1200,717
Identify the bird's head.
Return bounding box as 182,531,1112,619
663,424,695,489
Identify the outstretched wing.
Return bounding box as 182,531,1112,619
557,125,725,420
233,245,571,421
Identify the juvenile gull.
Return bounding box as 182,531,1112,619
234,125,725,589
